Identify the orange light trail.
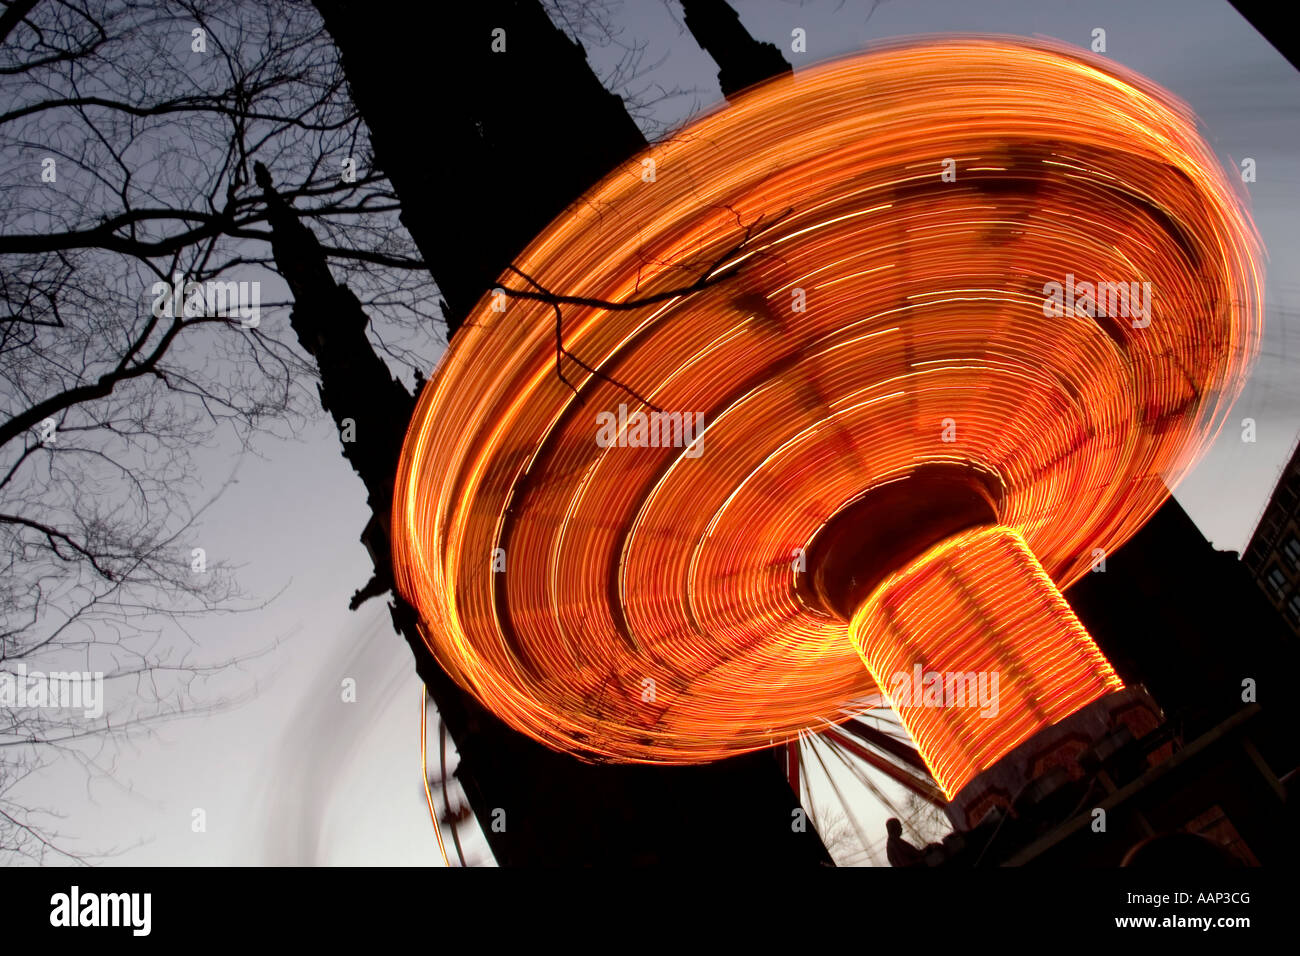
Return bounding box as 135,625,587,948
421,685,451,867
392,38,1263,784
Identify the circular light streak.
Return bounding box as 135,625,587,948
393,38,1263,776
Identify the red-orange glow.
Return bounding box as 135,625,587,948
850,525,1124,798
392,38,1263,771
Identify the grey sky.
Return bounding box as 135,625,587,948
14,0,1297,866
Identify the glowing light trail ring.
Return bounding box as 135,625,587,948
393,38,1263,766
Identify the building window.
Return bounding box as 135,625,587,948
1266,565,1287,598
1285,535,1300,570
1289,593,1300,626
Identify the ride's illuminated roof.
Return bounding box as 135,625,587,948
393,37,1263,765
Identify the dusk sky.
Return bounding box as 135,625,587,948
11,0,1298,866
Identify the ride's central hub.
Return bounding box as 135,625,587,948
848,524,1125,797
801,463,1003,620
801,464,1124,798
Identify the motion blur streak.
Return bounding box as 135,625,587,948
420,685,450,867
392,37,1263,771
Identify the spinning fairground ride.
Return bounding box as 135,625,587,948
395,37,1263,858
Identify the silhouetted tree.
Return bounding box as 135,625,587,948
0,0,436,861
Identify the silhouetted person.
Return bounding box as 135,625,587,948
886,817,926,867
